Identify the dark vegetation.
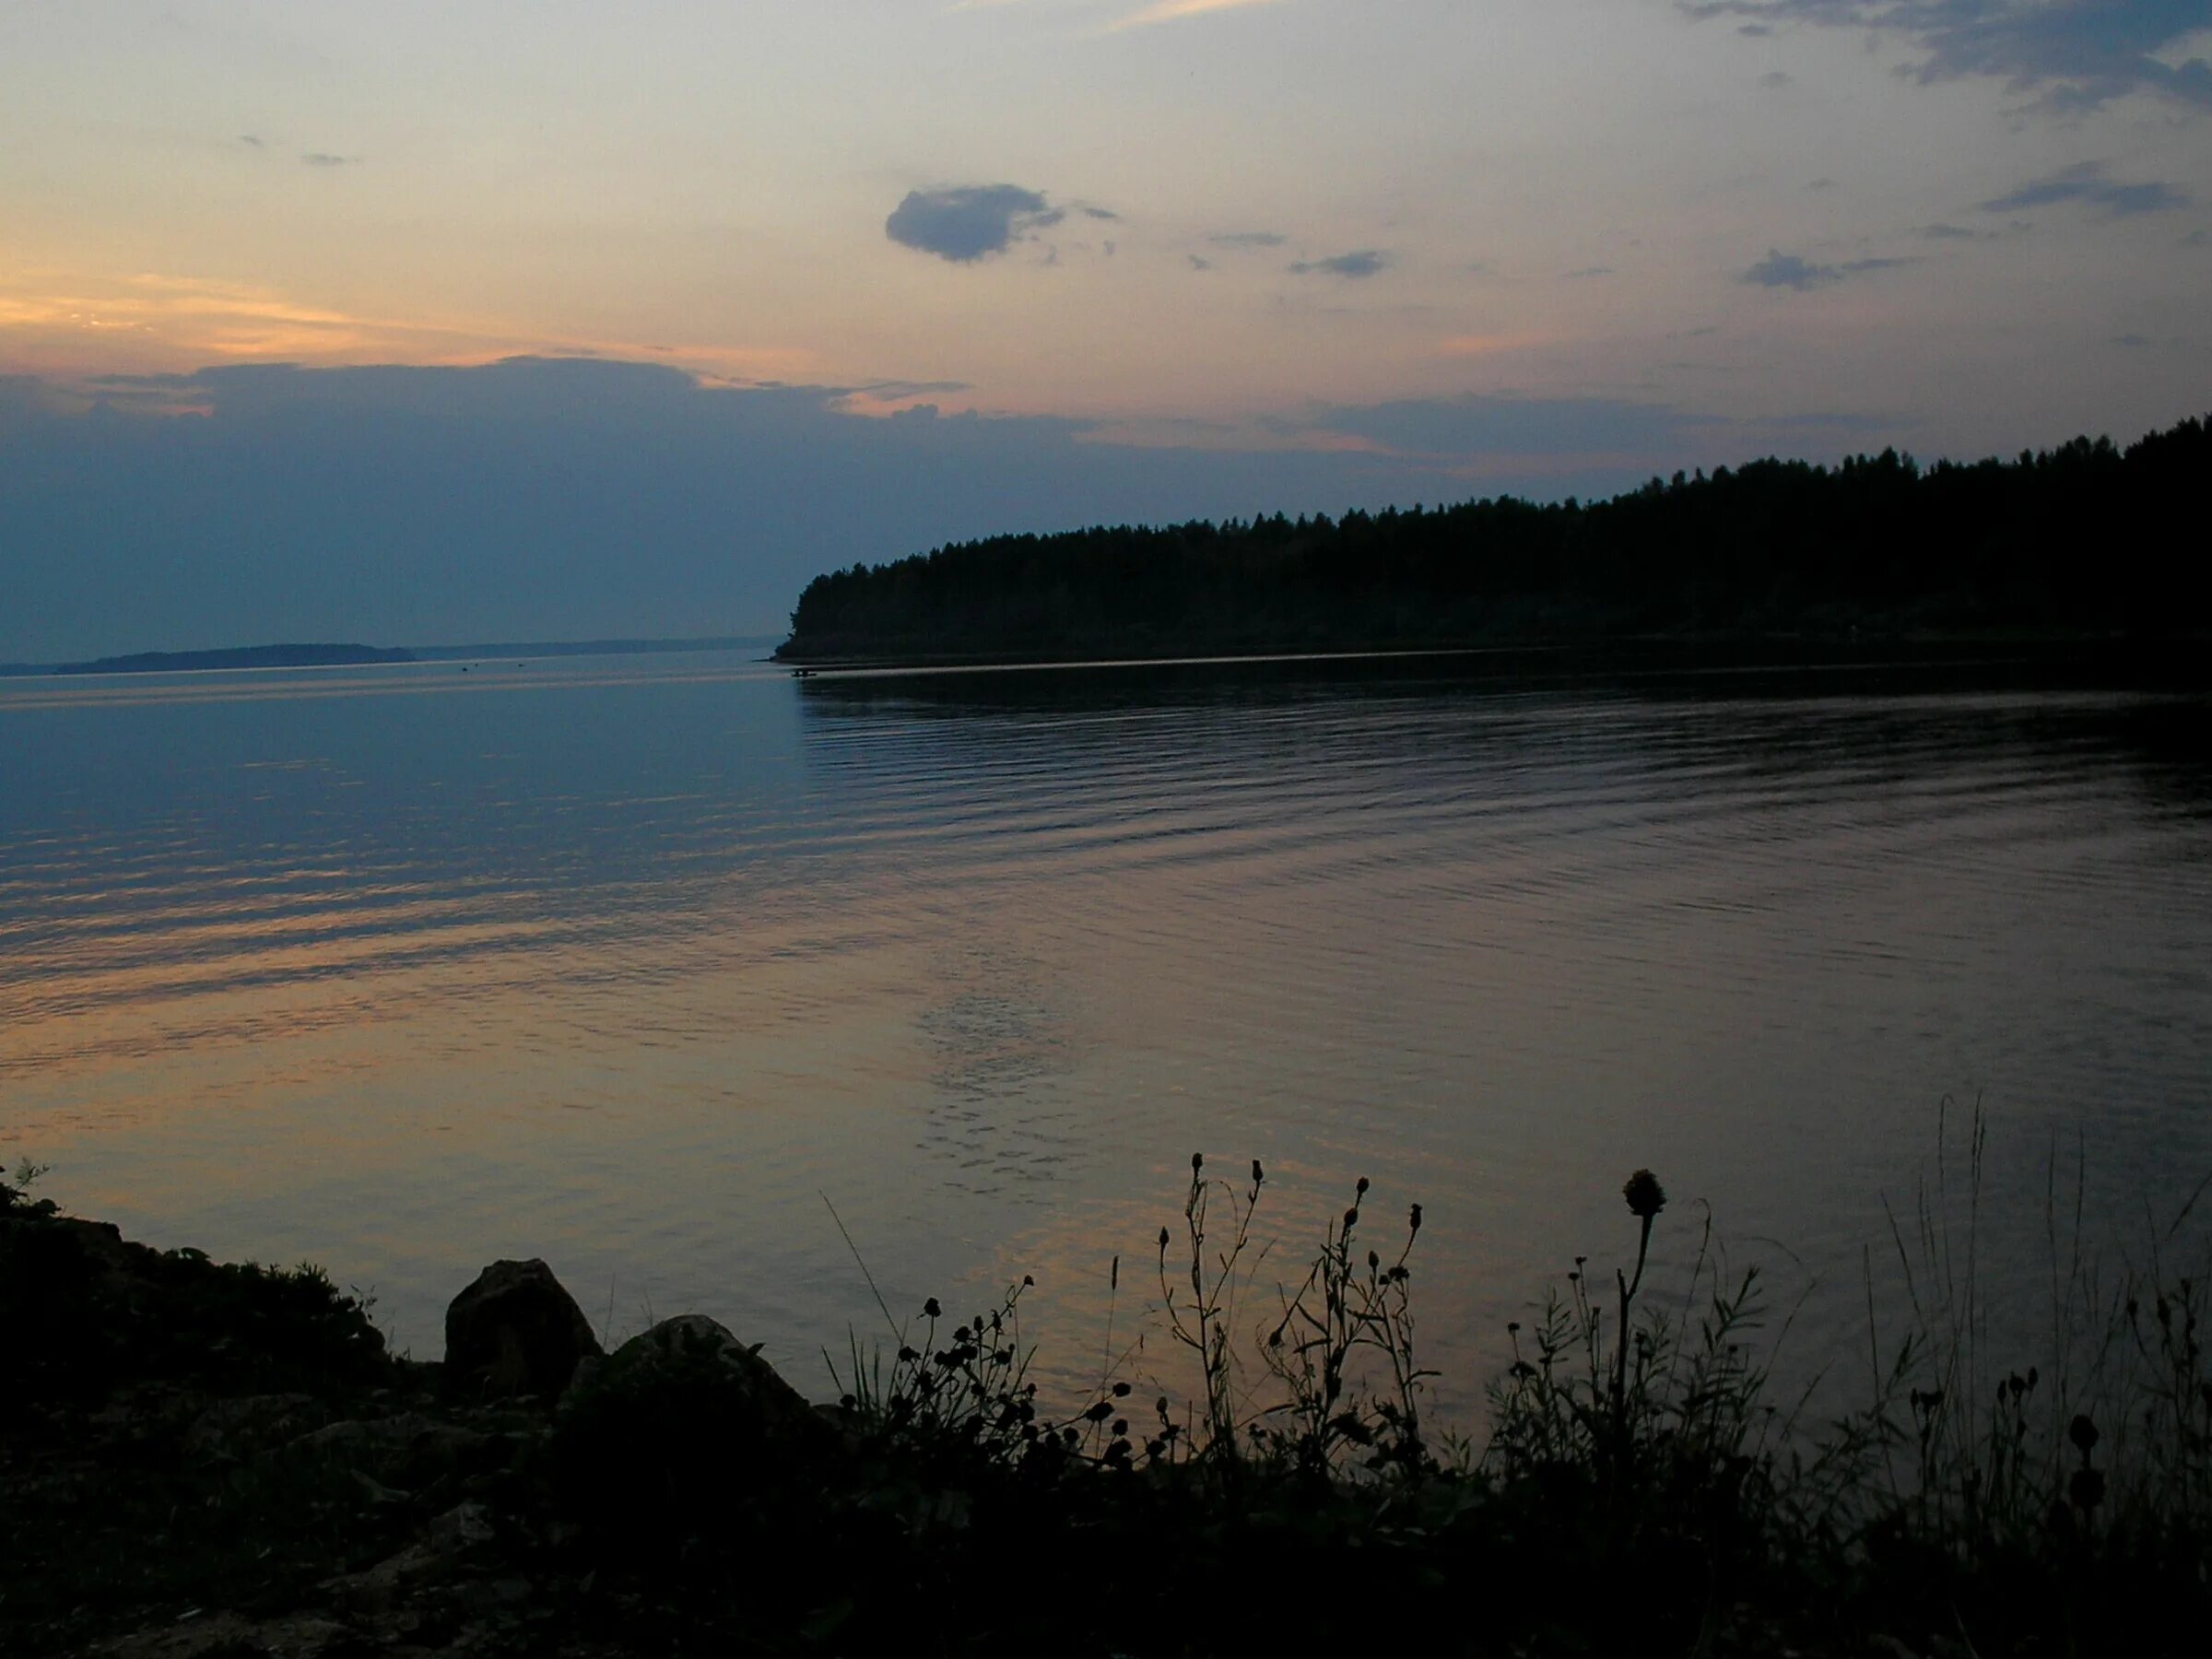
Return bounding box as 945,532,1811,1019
6,1123,2211,1657
778,415,2211,663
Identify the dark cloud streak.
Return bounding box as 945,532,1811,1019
1978,161,2190,217
1288,250,1392,277
1743,248,1913,288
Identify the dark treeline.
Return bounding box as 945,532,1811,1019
778,415,2209,662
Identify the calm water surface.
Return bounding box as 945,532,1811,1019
4,649,2208,1418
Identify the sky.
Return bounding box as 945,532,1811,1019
3,0,2208,658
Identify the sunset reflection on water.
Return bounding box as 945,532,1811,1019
4,649,2208,1424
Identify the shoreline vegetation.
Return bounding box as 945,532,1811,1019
6,1124,2210,1657
775,415,2210,668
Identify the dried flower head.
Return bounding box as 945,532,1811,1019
1622,1170,1666,1219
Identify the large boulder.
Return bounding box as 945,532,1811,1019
443,1259,601,1400
604,1314,832,1451
553,1314,839,1538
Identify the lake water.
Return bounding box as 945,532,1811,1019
4,647,2208,1422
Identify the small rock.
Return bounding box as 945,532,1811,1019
323,1501,495,1615
453,1575,533,1611
92,1611,359,1657
182,1393,324,1458
287,1411,488,1466
443,1260,601,1401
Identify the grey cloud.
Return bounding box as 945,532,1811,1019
885,184,1065,263
1288,250,1392,277
1760,409,1899,433
1978,161,2190,217
1759,69,1794,87
1081,206,1120,221
1806,177,1839,190
1743,248,1914,288
240,134,265,148
301,152,359,168
851,379,972,399
1189,254,1214,270
1564,265,1615,277
2112,333,2153,347
1678,2,2212,112
1917,220,1993,239
1210,230,1288,248
1293,392,1724,456
6,359,1775,660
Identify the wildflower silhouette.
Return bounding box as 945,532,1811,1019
1613,1169,1665,1419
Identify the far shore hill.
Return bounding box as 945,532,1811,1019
0,636,775,678
776,414,2209,666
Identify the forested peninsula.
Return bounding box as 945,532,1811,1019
777,415,2208,665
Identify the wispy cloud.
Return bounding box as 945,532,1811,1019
1112,0,1292,30
300,152,359,169
1677,2,2212,112
1437,331,1554,357
1288,250,1391,278
885,183,1067,262
1209,230,1288,249
0,271,819,382
1742,248,1913,289
1978,161,2190,218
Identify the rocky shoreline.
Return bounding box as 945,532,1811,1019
0,1188,873,1658
11,1170,2209,1658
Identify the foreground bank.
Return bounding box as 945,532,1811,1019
5,1155,2208,1657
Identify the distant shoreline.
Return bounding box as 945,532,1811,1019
0,634,777,679
44,642,417,677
